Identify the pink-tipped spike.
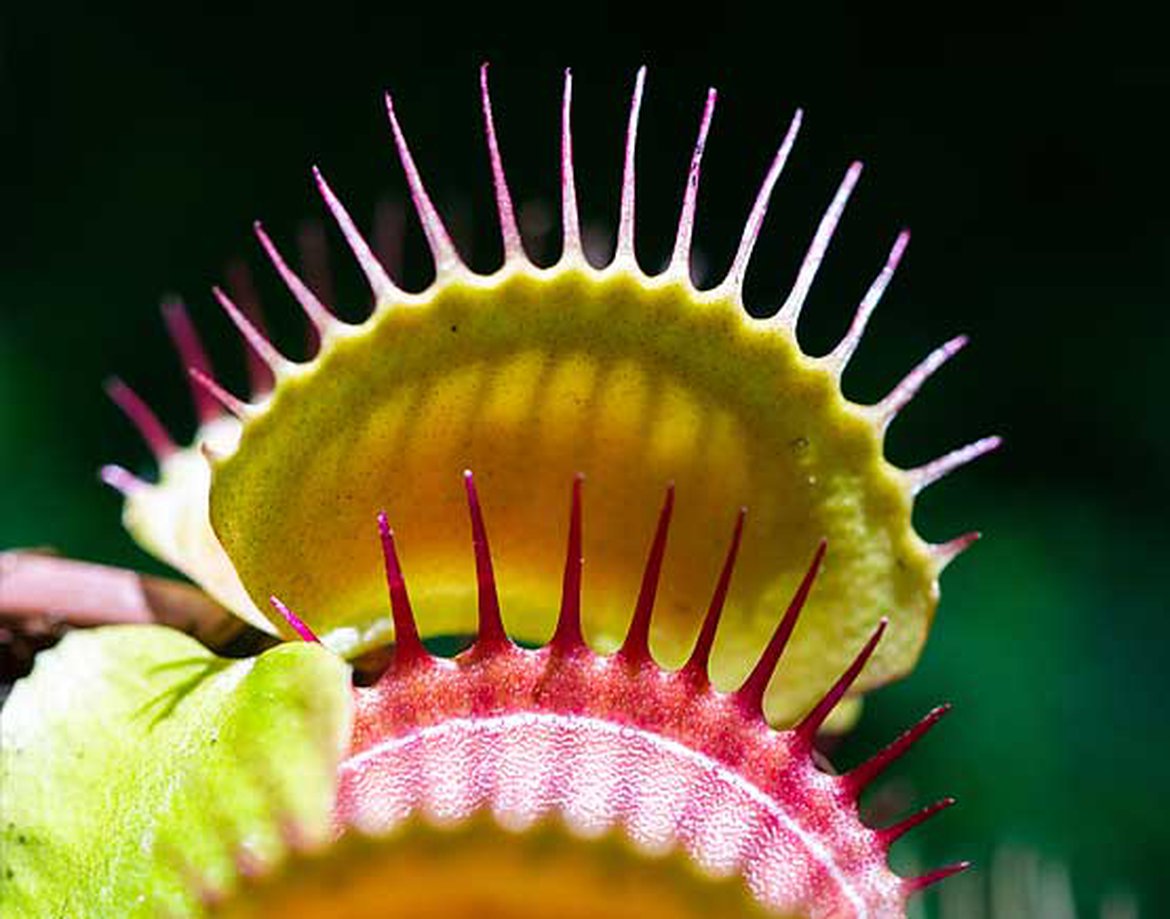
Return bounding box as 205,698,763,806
224,260,278,396
618,483,675,664
212,286,292,376
724,108,803,295
463,470,508,648
826,229,911,374
907,436,1002,495
384,92,461,273
904,861,972,895
312,166,398,304
254,221,337,336
875,334,969,429
682,506,745,684
480,63,524,263
373,199,406,281
189,368,251,420
160,298,219,425
773,161,864,329
879,797,956,846
843,703,952,795
560,69,582,259
615,66,647,263
269,595,321,644
550,474,586,653
99,463,147,495
795,617,888,743
669,87,717,278
105,377,176,460
376,511,428,666
296,220,338,312
932,531,981,570
735,540,826,717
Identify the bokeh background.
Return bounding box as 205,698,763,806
1,3,1166,915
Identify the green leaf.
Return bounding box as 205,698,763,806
0,626,352,918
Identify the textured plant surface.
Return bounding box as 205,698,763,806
0,68,1000,917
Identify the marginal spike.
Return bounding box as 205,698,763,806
268,595,321,644
199,441,226,465
682,506,745,684
773,161,864,330
904,861,972,895
232,842,268,881
795,616,887,744
189,368,252,420
615,66,647,264
479,63,524,263
668,87,717,279
160,298,219,425
463,470,508,649
560,69,582,260
104,377,176,460
312,166,399,304
376,511,428,666
618,483,674,664
384,91,461,273
843,703,952,795
253,221,338,336
879,797,956,846
825,229,911,374
224,259,278,396
723,108,803,297
932,532,981,570
212,286,295,376
735,540,826,716
875,334,968,428
99,463,146,495
907,436,1002,495
550,474,585,653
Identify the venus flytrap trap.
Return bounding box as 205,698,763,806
0,66,997,917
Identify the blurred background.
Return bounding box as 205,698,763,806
1,2,1166,915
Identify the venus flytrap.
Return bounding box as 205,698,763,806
0,66,996,917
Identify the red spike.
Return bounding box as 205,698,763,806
843,704,951,796
683,507,746,684
376,511,428,667
99,463,146,495
908,435,1002,495
933,531,980,569
233,843,267,880
877,334,968,427
268,596,321,644
904,861,971,895
734,540,826,717
879,797,956,846
479,61,524,261
253,222,333,352
463,470,508,648
189,368,251,419
105,377,176,460
160,298,219,425
224,260,278,396
618,484,675,664
312,166,397,303
212,286,289,373
550,474,585,653
795,617,887,743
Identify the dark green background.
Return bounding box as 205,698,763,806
1,3,1166,914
